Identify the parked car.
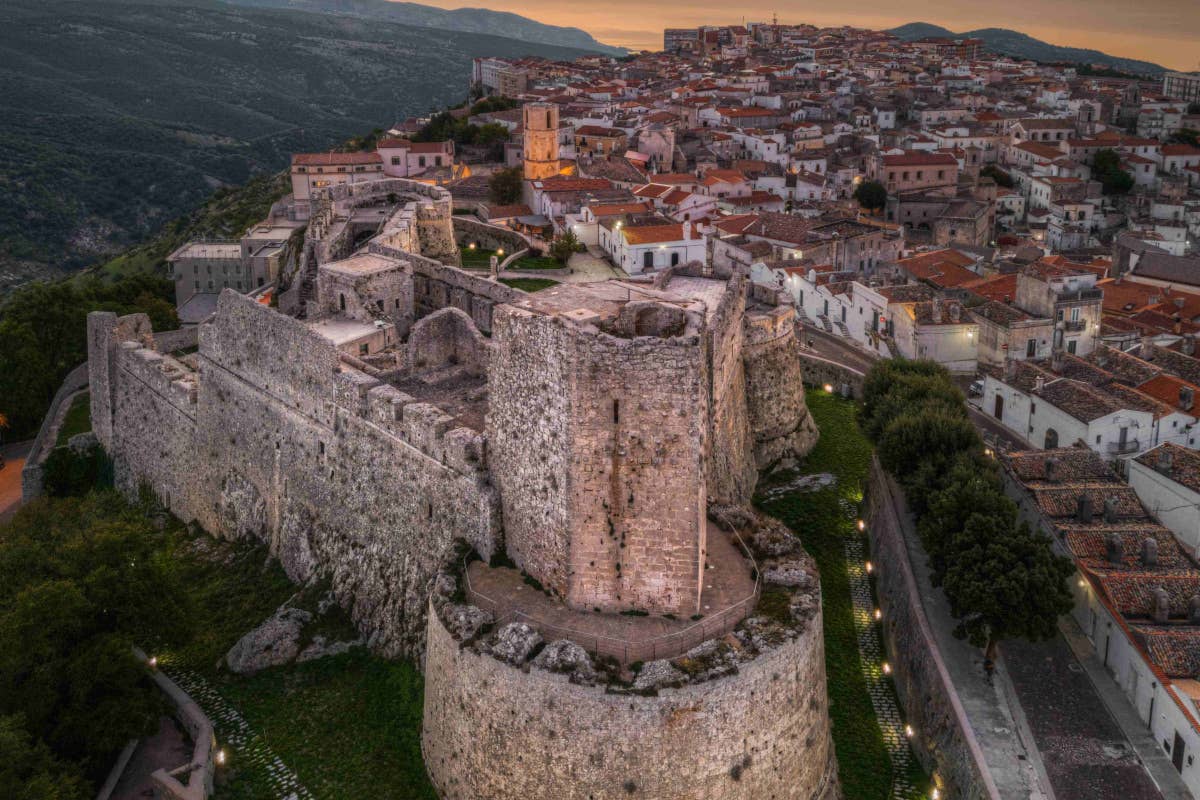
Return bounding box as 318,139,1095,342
968,379,984,397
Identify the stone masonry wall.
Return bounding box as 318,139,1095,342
706,273,759,506
744,306,819,470
91,294,500,658
422,595,840,800
797,352,866,399
487,305,708,616
563,323,708,616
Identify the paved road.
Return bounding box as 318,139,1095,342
0,440,31,523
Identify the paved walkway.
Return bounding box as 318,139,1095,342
165,665,314,800
563,249,627,283
110,716,191,800
843,538,918,799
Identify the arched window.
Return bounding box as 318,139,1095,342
1044,429,1059,449
339,293,346,311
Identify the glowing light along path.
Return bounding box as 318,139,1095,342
844,538,919,799
164,664,315,800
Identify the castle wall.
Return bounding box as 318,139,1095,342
90,294,500,658
706,273,759,506
422,596,840,800
743,305,819,469
488,304,709,616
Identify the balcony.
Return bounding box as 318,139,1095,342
1105,439,1140,455
1062,319,1088,333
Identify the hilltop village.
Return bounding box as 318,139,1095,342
52,18,1200,800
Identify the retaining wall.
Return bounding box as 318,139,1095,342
866,459,1002,800
798,352,866,399
21,362,90,500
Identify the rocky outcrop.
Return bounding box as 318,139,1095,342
225,606,312,674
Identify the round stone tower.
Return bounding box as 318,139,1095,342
522,102,561,180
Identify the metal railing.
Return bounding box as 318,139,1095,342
462,528,761,665
1106,439,1140,455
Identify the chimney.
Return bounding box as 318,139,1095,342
682,220,692,240
1035,375,1045,392
1044,456,1059,481
1142,536,1159,568
1157,448,1174,475
1180,386,1194,411
1107,534,1125,565
1141,334,1155,360
1152,585,1170,624
1185,336,1197,357
931,299,943,324
1189,594,1200,625
1076,493,1093,524
1051,349,1065,373
1004,357,1017,382
1103,495,1119,524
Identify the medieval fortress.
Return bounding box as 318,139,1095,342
87,176,837,799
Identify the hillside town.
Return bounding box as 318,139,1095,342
55,18,1200,800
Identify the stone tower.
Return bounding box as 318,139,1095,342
522,102,560,180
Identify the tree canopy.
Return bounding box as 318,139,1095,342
0,491,191,787
862,359,1074,656
488,167,524,206
0,274,176,438
853,180,887,212
1093,148,1134,195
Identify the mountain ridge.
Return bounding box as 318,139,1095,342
0,0,595,291
889,21,1167,76
224,0,626,55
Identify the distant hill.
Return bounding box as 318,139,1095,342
225,0,626,56
889,22,1166,76
0,0,593,292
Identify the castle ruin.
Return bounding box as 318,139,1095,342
87,177,834,799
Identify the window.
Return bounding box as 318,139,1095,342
391,156,401,166
1068,339,1077,354
359,343,369,355
670,252,680,266
339,293,346,311
1071,307,1080,322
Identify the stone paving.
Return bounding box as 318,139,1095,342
164,664,314,800
465,520,756,664
844,537,920,799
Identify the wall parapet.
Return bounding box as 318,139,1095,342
21,362,90,500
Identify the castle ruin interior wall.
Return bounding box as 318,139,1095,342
705,273,759,506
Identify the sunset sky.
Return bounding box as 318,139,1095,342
422,0,1199,71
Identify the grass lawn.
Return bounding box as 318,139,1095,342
149,524,435,799
55,392,92,446
459,247,499,270
509,255,562,270
500,277,557,292
757,390,929,800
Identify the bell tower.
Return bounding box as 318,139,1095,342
522,102,560,180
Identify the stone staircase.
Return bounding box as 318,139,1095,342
816,314,833,333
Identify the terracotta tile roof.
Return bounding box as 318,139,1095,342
1134,444,1200,495
621,223,686,245
292,151,382,167
897,249,979,288
1132,627,1200,678
963,273,1017,303
881,151,958,167
1094,572,1200,619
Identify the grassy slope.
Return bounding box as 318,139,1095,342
154,526,435,799
758,391,928,800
